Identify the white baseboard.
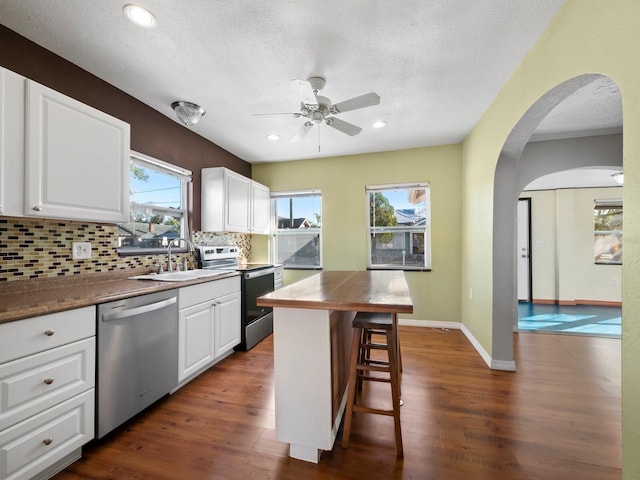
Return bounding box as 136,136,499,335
399,318,461,330
400,318,516,371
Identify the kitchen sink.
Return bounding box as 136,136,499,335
128,269,229,282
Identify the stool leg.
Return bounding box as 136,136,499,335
342,326,362,449
393,313,403,373
387,328,404,458
356,327,367,392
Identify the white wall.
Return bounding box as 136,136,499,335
521,187,622,304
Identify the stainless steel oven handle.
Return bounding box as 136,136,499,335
101,297,177,322
244,267,275,280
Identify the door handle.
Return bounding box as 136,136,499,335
102,297,177,322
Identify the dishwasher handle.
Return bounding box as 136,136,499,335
101,297,177,322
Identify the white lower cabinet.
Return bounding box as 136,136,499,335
214,291,242,357
0,306,95,480
177,276,241,385
0,390,94,480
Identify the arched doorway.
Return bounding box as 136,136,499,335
491,74,623,367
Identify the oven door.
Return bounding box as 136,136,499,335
244,268,275,325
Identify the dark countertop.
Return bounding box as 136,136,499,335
0,270,240,324
257,270,413,314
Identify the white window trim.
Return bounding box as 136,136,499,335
366,182,431,270
271,189,322,269
118,151,192,255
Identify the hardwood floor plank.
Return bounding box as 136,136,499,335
54,327,621,480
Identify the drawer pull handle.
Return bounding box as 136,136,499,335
44,378,54,385
44,329,55,336
43,437,53,446
33,206,42,212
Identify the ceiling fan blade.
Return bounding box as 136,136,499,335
332,92,380,113
252,112,304,118
294,79,319,109
326,117,362,136
290,122,314,142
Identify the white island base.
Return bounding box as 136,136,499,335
272,307,353,463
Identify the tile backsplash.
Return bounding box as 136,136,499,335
0,217,251,282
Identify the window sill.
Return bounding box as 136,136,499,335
283,266,323,270
367,267,431,272
118,248,189,257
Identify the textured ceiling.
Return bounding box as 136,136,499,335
0,0,594,165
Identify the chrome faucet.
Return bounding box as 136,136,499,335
167,238,195,272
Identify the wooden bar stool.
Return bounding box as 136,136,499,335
342,312,403,458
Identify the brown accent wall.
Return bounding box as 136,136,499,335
0,25,251,232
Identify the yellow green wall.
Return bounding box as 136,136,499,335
462,1,639,477
252,144,462,323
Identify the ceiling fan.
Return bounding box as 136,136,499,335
255,77,381,142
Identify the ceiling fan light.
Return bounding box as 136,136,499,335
611,172,624,184
171,101,205,127
372,121,386,128
123,4,157,28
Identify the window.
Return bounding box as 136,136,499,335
271,190,322,268
367,183,431,270
117,151,191,254
594,198,622,265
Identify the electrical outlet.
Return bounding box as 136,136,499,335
72,242,92,260
468,288,473,299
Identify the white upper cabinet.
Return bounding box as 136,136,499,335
251,180,270,235
24,80,130,223
201,167,270,234
225,169,252,232
0,67,26,217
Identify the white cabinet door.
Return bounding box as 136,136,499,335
250,180,270,234
25,80,130,223
178,301,215,382
224,170,251,232
0,67,26,217
201,167,270,234
214,291,241,358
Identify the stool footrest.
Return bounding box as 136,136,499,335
358,375,391,384
357,364,391,373
353,405,395,417
361,359,389,366
360,342,388,350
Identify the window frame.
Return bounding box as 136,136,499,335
594,198,623,265
271,189,322,270
117,151,192,256
366,182,431,271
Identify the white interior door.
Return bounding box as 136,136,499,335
517,199,531,302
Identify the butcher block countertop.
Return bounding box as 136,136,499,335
257,270,413,314
0,270,240,324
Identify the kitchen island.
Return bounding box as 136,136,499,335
256,270,413,463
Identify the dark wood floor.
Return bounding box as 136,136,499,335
55,327,621,480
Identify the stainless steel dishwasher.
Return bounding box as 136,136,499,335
96,289,178,438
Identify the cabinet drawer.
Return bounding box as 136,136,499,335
0,306,95,364
0,338,95,431
0,389,94,480
179,276,240,309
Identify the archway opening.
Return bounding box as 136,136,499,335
491,74,622,367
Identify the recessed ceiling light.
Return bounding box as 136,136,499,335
372,121,386,129
123,4,157,28
267,134,280,141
